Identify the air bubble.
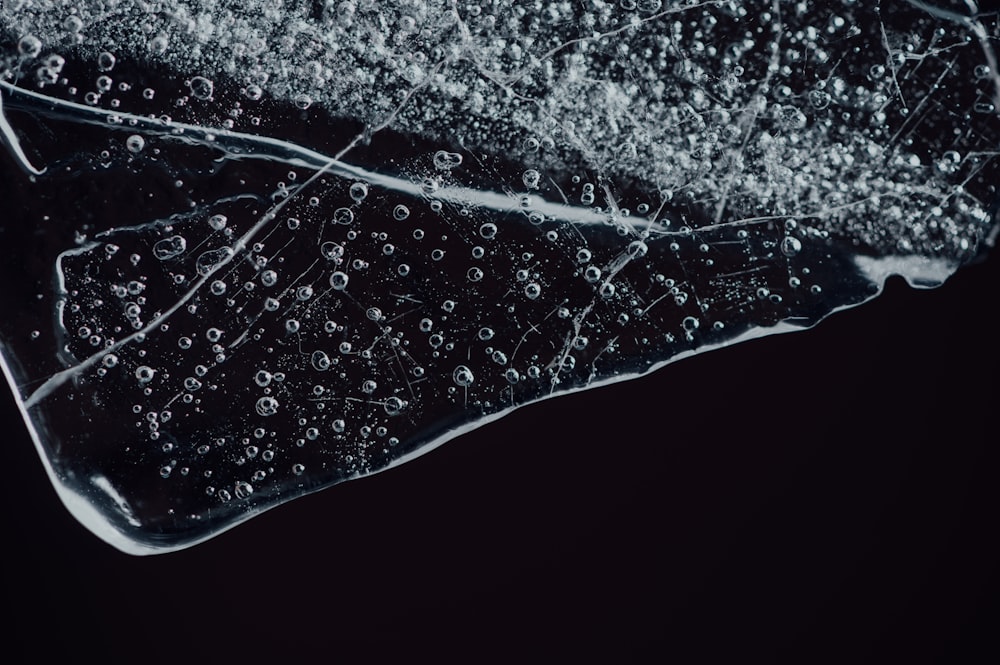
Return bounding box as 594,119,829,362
153,236,186,261
135,366,155,383
148,35,168,55
255,397,279,417
781,237,802,257
196,247,234,275
17,35,42,58
333,207,354,225
349,182,369,202
97,51,116,71
433,151,463,170
321,242,344,260
125,135,145,153
452,365,475,387
384,396,406,416
311,351,331,371
188,76,214,100
329,271,349,290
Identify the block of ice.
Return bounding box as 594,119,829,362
0,0,996,553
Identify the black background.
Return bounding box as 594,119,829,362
2,247,997,663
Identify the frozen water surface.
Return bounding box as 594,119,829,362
0,0,997,553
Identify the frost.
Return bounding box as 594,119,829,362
0,1,997,554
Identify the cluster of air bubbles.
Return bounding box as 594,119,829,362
1,0,996,551
936,151,962,175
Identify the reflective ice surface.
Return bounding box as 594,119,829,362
0,1,997,553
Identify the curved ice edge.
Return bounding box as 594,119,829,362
0,81,611,226
0,345,156,553
3,255,957,555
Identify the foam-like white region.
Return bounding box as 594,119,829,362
854,255,960,289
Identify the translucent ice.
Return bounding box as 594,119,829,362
0,1,996,553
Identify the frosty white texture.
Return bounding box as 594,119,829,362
0,0,996,553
